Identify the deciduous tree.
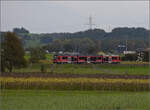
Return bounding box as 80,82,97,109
1,32,26,72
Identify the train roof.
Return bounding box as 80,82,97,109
54,53,120,57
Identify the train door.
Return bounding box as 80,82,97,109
90,56,97,64
87,56,91,63
108,56,112,63
68,56,72,64
71,56,78,64
104,56,109,63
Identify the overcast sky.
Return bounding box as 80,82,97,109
1,1,149,33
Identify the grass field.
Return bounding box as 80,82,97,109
24,53,53,62
12,63,149,75
1,90,150,110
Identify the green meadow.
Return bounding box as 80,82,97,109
12,63,149,75
1,90,150,110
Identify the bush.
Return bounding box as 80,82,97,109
121,53,137,61
143,51,149,62
40,64,46,72
29,48,46,63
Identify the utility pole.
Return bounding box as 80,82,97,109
85,16,95,30
126,40,128,51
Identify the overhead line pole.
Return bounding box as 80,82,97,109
85,16,95,30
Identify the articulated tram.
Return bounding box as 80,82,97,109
53,54,120,64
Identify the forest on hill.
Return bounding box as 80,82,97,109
1,27,149,53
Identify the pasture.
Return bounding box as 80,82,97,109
1,90,150,110
12,63,149,75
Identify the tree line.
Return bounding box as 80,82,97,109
43,38,101,54
6,27,150,52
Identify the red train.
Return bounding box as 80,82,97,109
53,55,120,64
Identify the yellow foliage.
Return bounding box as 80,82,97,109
0,77,150,84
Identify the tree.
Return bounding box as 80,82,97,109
13,27,29,34
121,53,137,61
29,48,46,63
1,32,26,72
143,51,149,62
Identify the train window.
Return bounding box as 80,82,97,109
112,57,117,60
79,57,87,60
62,57,68,59
97,57,102,60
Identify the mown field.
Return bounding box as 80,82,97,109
1,90,150,110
